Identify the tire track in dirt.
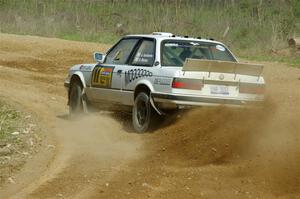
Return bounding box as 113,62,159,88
0,34,142,198
0,67,142,198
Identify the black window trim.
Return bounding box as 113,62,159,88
128,37,156,67
104,37,141,65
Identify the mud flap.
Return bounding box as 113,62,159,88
150,93,165,115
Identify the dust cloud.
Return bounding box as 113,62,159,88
149,96,300,195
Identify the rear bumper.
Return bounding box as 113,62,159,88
151,92,263,108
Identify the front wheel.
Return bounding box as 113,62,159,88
69,81,83,115
132,92,157,133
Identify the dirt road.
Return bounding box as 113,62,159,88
0,33,299,199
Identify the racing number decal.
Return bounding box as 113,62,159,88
92,66,114,88
125,69,153,85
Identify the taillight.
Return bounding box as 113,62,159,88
239,84,265,94
172,78,203,90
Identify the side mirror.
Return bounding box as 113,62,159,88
93,52,105,63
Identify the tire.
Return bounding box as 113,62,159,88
132,92,157,133
69,81,83,115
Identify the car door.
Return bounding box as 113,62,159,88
86,38,140,104
119,38,156,105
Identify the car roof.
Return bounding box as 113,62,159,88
124,32,223,45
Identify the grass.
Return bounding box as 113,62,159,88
236,47,300,67
224,45,300,67
0,101,21,140
0,0,299,66
241,54,300,67
0,100,41,185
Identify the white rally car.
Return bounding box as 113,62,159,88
64,32,265,132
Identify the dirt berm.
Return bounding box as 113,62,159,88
0,33,299,199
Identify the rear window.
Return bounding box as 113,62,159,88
161,40,236,67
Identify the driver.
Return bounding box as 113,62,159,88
179,47,192,62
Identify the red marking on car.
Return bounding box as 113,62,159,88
172,78,203,90
239,84,265,94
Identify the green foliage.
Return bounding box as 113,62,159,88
292,0,300,17
0,102,20,140
241,53,300,68
0,0,299,51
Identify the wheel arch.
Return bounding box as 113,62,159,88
134,81,154,99
134,82,164,115
70,71,86,88
68,72,86,103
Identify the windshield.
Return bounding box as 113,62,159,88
161,40,236,67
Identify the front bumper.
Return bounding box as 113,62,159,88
151,92,263,108
64,82,70,89
64,81,70,105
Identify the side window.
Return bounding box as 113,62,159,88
131,39,155,66
105,39,139,65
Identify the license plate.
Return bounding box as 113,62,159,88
210,85,229,95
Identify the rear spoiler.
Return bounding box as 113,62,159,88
183,59,264,77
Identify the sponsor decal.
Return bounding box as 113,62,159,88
216,45,226,52
91,66,114,88
219,74,225,80
165,43,179,47
132,53,154,65
79,65,92,71
125,69,153,85
154,78,171,86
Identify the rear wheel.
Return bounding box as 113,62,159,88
69,81,83,115
132,92,157,133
